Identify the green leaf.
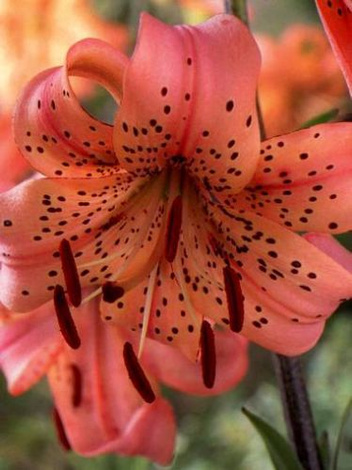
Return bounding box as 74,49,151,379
299,108,339,129
242,407,303,470
332,398,352,470
318,430,330,470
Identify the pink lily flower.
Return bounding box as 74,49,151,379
1,12,352,378
316,0,352,94
0,293,248,463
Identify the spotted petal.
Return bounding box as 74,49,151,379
48,299,175,465
235,123,352,233
114,13,261,201
14,39,128,178
316,0,352,94
0,303,62,395
0,172,168,311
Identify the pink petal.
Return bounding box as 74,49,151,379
0,115,30,189
316,0,352,94
0,172,162,311
304,233,352,272
14,39,128,178
142,330,248,396
48,299,175,464
235,123,352,232
0,303,62,395
201,199,352,354
101,259,203,361
114,13,261,201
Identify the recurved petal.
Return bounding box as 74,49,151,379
0,302,62,395
0,172,161,311
114,13,261,199
204,202,352,354
48,300,175,464
142,330,248,396
316,0,352,94
14,39,128,178
235,123,352,233
304,233,352,271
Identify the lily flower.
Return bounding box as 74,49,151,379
1,12,352,385
316,0,352,94
0,294,248,463
257,24,347,137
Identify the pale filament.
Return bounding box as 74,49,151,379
138,263,159,358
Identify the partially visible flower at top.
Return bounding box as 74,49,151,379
0,0,128,187
316,0,352,94
257,24,347,137
0,0,128,111
1,13,352,388
0,292,248,463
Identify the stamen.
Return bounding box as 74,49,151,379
52,408,71,451
123,342,156,403
102,282,125,303
223,266,244,333
54,285,81,349
70,364,82,408
200,320,216,389
138,264,158,358
59,239,82,307
165,195,183,262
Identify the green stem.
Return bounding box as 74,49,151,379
224,0,249,26
273,356,324,470
225,1,323,468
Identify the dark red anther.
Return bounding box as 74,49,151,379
102,282,125,303
52,408,71,451
70,364,82,408
59,239,82,307
54,285,81,349
123,342,156,403
165,195,183,263
223,265,244,333
200,320,216,389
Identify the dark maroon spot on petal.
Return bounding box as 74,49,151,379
59,239,82,307
53,285,81,349
102,282,125,303
123,342,156,403
226,100,234,112
3,220,12,227
223,266,244,333
165,195,183,263
52,408,71,451
200,320,216,389
70,364,82,408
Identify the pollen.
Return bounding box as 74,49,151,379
123,342,156,403
59,239,82,307
223,266,244,333
165,195,183,263
200,320,216,389
53,285,81,349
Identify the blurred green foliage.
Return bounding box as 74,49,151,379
1,1,351,469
